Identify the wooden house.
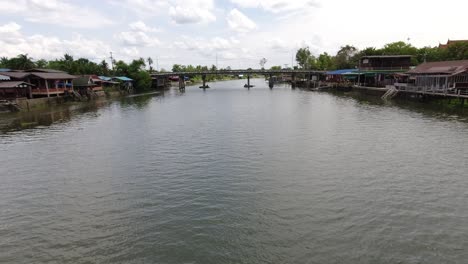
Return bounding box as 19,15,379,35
359,55,412,71
396,60,468,95
0,70,76,98
0,82,34,99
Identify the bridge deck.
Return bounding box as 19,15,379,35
151,69,325,78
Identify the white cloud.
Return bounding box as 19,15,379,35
169,0,216,24
230,0,319,13
0,22,111,60
116,31,161,47
169,6,216,24
116,21,161,47
108,0,169,17
0,22,22,34
226,9,257,33
129,21,161,33
0,0,113,28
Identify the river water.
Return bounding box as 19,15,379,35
1,79,467,263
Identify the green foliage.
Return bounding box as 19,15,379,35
316,52,334,70
131,70,152,92
295,47,313,69
0,54,35,70
270,65,282,70
334,45,358,69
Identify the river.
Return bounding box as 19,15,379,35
1,79,467,263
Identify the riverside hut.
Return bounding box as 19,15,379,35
396,60,468,95
0,82,34,99
356,55,413,87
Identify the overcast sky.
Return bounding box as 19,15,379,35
0,0,466,70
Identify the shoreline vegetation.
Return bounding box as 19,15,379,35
1,40,467,113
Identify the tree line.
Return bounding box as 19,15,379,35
294,41,468,70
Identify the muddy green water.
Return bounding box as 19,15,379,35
1,79,467,263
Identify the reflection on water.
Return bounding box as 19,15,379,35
2,87,467,134
0,93,165,133
329,90,468,123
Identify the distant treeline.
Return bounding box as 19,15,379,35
2,41,467,90
294,41,468,71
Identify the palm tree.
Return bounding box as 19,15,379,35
147,57,154,73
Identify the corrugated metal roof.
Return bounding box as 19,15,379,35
0,74,11,80
408,60,468,75
25,68,66,73
30,72,77,80
113,76,133,81
98,76,112,81
0,81,34,88
0,72,31,79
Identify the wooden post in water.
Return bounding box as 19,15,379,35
244,75,253,88
199,74,209,89
269,74,274,89
291,73,296,89
179,75,185,91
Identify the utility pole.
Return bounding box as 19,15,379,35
156,57,159,71
109,52,114,71
216,53,218,70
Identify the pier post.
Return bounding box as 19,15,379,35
244,75,253,88
179,75,185,91
200,74,209,89
291,74,296,89
269,74,274,89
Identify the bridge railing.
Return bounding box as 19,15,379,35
151,69,325,77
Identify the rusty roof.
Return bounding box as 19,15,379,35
0,81,34,89
30,72,77,80
25,68,66,73
408,60,468,75
0,72,31,79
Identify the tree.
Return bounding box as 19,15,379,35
296,47,312,69
270,65,282,70
99,60,109,75
35,59,48,68
334,45,358,69
316,52,334,70
147,57,154,73
259,58,267,69
3,54,36,70
445,42,468,60
172,64,184,72
382,41,418,56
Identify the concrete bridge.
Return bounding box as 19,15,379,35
151,69,325,90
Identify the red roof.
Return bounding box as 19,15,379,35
439,40,468,49
408,60,468,75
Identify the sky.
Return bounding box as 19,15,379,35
0,0,467,70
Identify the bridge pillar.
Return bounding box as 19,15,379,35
291,74,296,89
244,75,253,88
269,74,274,89
199,74,209,89
179,75,185,91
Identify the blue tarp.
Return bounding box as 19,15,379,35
0,68,11,72
326,69,358,75
98,76,112,81
113,76,133,82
